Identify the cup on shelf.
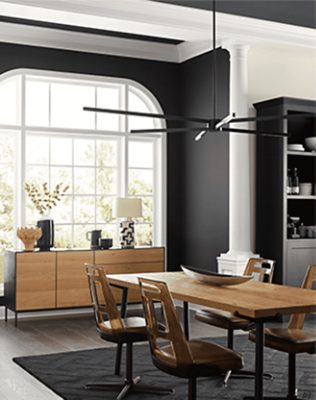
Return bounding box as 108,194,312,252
299,182,312,196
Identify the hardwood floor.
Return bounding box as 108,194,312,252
0,306,227,400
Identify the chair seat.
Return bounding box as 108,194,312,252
195,308,253,331
153,339,243,378
99,317,148,343
249,328,316,354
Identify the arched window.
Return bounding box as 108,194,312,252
0,70,166,276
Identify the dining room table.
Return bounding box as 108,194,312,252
107,271,316,400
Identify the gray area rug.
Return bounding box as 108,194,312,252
13,336,316,399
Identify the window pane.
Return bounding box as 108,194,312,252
51,137,72,165
135,196,153,223
74,138,95,166
26,135,49,165
97,168,117,195
96,139,117,167
96,196,115,223
51,166,73,194
74,168,95,194
0,78,19,125
25,166,49,186
128,169,153,195
128,90,154,131
50,196,72,223
0,195,14,247
54,225,72,248
135,224,153,246
0,167,14,195
51,83,95,129
25,80,49,126
0,133,15,163
129,141,153,168
73,224,93,248
74,196,95,223
25,198,38,225
97,86,122,131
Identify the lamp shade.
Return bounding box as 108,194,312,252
113,198,142,218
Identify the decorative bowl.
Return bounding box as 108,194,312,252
304,137,316,151
17,226,42,251
181,265,253,286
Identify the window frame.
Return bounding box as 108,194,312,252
0,68,166,251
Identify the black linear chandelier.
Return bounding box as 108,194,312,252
84,0,314,140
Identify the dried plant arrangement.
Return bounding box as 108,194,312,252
24,182,69,215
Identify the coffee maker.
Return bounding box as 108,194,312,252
287,215,300,238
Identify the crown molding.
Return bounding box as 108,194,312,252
0,0,315,63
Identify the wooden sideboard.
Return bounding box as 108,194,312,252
4,247,164,325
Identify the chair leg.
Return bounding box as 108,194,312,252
188,378,196,400
86,341,174,398
227,329,234,349
115,343,123,375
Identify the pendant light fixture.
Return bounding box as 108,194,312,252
84,0,315,139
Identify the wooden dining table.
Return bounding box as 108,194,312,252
107,271,316,400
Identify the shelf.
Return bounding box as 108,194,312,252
287,195,316,200
287,151,316,157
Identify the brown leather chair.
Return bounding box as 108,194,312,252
139,277,243,400
195,257,275,384
85,264,173,400
249,264,316,400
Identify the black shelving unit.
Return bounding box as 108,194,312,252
254,97,316,287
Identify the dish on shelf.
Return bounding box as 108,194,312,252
287,144,305,151
181,265,253,286
304,137,316,151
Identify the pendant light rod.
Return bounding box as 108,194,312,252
83,106,210,124
220,127,288,137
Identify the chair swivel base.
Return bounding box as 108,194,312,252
224,369,273,385
244,388,300,400
85,376,174,400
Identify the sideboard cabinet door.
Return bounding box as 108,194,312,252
16,252,56,310
56,251,94,308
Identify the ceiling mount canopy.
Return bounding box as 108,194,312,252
84,0,315,140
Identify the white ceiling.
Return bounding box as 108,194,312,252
0,0,315,62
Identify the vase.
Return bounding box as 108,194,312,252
36,216,54,251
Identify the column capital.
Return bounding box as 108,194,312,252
222,40,250,58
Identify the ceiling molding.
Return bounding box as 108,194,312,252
0,22,179,63
0,0,315,63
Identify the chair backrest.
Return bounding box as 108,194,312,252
244,257,275,283
288,265,316,330
85,264,124,331
139,277,193,367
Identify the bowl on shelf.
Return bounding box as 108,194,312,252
304,137,316,151
181,265,253,286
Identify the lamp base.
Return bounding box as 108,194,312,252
119,220,135,248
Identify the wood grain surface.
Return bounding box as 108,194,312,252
107,272,316,319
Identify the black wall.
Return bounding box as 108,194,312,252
0,42,229,272
177,49,230,271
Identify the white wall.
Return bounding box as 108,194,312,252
248,43,316,109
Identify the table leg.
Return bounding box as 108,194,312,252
244,320,264,400
183,301,189,339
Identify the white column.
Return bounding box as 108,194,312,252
217,42,258,275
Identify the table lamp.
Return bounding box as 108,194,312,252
113,197,142,248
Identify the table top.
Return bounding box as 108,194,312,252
107,271,316,319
